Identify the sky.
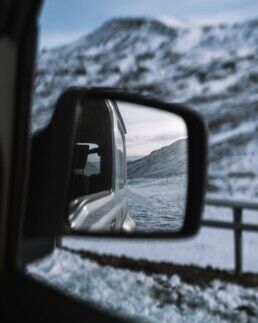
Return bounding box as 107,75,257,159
39,0,258,48
118,102,187,157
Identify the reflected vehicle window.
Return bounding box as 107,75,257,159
115,126,126,190
83,144,101,176
71,99,113,200
106,99,127,191
73,143,101,177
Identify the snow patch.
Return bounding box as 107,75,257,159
175,28,202,52
158,16,191,29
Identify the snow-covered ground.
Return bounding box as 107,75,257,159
28,249,258,322
28,196,258,320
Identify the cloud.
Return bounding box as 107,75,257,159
118,102,187,156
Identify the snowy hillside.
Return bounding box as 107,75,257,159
128,139,187,179
33,16,258,200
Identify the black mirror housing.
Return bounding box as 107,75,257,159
24,87,208,239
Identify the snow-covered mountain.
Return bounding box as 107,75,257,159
128,139,187,179
33,17,258,199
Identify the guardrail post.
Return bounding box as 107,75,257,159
233,207,242,275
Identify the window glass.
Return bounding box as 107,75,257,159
70,99,113,200
73,143,101,177
115,126,126,189
84,152,101,176
28,1,258,322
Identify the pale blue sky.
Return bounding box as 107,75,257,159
39,0,258,48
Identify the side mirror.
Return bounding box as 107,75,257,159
25,88,207,239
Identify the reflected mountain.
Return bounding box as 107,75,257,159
128,139,187,179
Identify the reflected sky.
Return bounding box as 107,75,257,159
118,102,187,157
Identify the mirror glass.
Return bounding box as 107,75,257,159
68,98,188,234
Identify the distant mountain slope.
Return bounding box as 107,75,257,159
33,16,258,198
128,139,187,179
34,16,258,118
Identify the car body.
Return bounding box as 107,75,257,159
68,98,136,233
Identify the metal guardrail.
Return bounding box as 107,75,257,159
203,197,258,275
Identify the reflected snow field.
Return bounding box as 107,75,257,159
128,176,187,232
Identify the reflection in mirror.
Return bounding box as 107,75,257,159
68,98,188,234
